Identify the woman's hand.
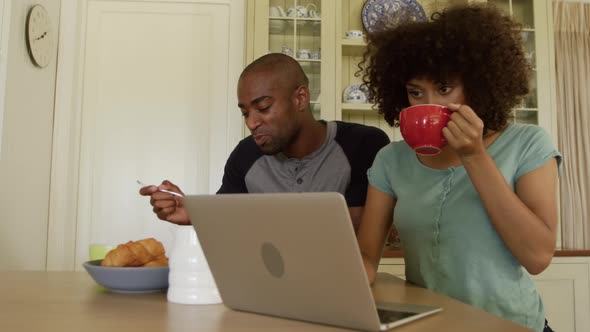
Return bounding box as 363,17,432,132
443,103,486,159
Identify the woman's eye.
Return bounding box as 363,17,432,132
407,90,422,98
439,86,452,94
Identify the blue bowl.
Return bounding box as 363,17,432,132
83,259,169,294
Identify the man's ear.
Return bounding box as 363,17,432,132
293,85,310,112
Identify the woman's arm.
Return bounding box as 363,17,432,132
444,103,559,275
357,185,397,283
463,153,559,275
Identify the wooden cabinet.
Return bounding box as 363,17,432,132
247,0,557,140
379,257,590,332
336,0,556,141
485,0,557,136
532,257,590,332
248,0,557,142
248,0,337,120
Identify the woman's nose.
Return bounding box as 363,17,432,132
424,93,444,106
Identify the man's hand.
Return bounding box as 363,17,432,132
139,180,191,225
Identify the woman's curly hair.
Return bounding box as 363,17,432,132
360,3,531,131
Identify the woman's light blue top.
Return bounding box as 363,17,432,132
368,124,562,332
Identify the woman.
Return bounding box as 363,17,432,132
357,4,561,332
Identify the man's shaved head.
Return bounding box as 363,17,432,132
237,53,315,157
240,53,308,90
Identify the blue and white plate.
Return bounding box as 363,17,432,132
361,0,427,34
343,84,371,103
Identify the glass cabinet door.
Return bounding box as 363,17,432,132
268,0,323,119
489,0,539,125
336,0,550,131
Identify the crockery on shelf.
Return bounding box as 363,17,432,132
345,30,364,40
297,49,311,59
343,84,370,104
281,44,293,57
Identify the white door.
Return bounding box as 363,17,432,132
74,0,245,266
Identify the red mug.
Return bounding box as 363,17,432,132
399,104,452,155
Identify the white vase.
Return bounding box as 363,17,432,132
167,225,222,304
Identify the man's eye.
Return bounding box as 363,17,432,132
258,106,271,112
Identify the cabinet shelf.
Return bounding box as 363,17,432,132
341,38,367,46
342,103,374,111
341,39,367,56
269,16,321,22
298,59,321,63
269,24,321,36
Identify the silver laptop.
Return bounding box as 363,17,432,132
185,192,441,331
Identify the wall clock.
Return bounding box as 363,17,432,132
25,4,53,68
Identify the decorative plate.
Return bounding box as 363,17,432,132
361,0,427,34
343,84,371,103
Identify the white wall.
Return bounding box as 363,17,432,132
0,0,60,270
1,0,246,271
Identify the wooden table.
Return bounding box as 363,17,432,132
0,272,531,332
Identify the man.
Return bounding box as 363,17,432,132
140,53,390,231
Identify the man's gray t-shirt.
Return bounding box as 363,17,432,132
217,121,390,207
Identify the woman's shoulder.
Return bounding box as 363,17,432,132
375,139,413,161
501,124,562,179
505,123,550,138
498,124,554,149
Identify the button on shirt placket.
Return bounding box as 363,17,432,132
432,168,454,261
291,161,304,190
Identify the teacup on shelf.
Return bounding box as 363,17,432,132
281,45,293,57
307,3,320,19
286,5,308,18
345,30,364,40
310,49,321,60
296,49,311,59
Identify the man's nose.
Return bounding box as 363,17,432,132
245,113,261,131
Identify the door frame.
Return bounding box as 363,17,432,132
47,0,246,270
0,0,12,156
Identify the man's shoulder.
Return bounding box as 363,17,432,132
227,135,263,162
332,121,390,145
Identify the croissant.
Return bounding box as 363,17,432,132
143,256,169,267
101,238,168,267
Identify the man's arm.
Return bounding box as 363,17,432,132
217,136,261,194
349,206,363,234
336,122,390,218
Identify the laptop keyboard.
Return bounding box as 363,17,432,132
377,308,417,324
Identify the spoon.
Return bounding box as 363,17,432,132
136,180,184,198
